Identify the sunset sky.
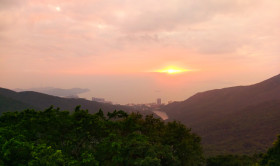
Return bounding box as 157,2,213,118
1,0,279,104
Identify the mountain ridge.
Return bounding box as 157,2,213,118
163,74,280,155
0,87,143,115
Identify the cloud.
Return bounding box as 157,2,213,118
0,0,279,104
0,0,26,10
0,0,279,72
112,0,257,33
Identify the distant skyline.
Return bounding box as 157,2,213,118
1,0,279,104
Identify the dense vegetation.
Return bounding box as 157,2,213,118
206,154,261,166
205,135,280,166
1,73,280,156
0,106,204,166
1,106,279,165
260,135,280,165
163,74,280,155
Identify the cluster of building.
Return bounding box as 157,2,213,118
91,96,174,110
125,98,174,111
91,97,171,120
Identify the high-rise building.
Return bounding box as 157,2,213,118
157,98,161,105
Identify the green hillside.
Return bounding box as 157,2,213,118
163,74,280,155
0,87,151,116
0,107,204,165
0,95,36,113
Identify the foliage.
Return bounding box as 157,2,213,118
260,135,280,166
206,154,261,166
0,106,204,165
205,134,280,166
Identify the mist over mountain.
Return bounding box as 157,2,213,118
14,87,90,98
1,74,280,156
0,88,154,116
163,74,280,155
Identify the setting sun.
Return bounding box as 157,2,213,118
56,6,61,12
156,66,191,74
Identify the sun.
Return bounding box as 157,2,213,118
156,66,191,74
56,6,61,12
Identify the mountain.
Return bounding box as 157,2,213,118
14,87,90,97
0,88,150,116
163,74,280,155
0,94,34,112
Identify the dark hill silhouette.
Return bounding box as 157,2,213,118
0,94,35,112
163,74,280,155
0,88,148,115
15,87,90,97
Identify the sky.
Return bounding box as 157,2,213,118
0,0,279,104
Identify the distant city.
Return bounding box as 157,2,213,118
91,96,171,120
91,97,174,108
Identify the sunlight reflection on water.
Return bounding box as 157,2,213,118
153,111,168,120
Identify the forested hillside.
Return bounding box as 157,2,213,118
1,107,279,165
0,88,147,115
0,107,204,165
163,74,280,155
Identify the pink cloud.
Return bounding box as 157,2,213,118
0,0,279,103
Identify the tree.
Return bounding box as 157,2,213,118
206,155,259,166
260,135,280,166
0,107,204,165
